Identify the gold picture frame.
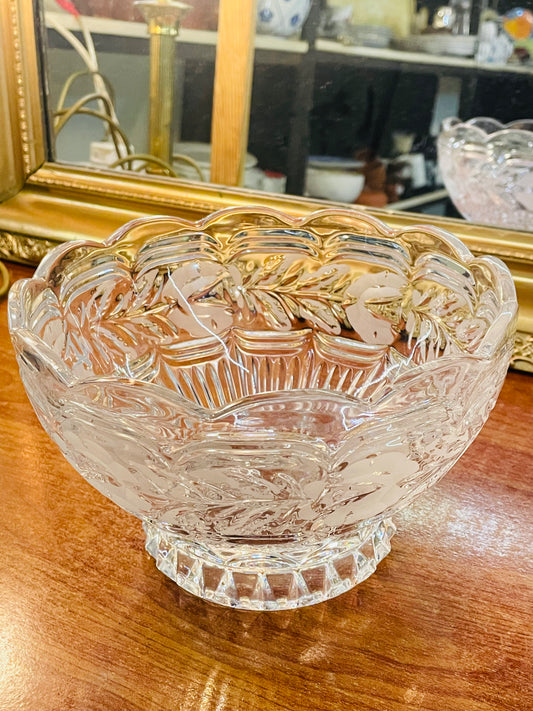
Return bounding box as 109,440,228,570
0,0,532,371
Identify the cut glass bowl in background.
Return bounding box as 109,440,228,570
438,116,533,231
8,207,517,610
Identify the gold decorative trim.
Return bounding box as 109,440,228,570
511,332,533,372
9,0,32,176
0,230,60,265
0,0,45,200
29,165,220,216
25,163,533,261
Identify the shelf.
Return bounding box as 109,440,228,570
46,13,533,76
45,12,308,55
315,38,533,77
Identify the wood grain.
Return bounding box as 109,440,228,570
210,0,257,186
0,261,531,711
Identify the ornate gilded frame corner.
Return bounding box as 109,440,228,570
0,0,532,372
511,332,533,373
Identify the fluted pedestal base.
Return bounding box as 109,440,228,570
144,518,396,611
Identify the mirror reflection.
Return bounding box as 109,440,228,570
43,0,533,227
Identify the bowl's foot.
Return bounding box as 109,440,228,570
143,518,396,611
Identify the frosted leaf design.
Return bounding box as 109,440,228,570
8,206,517,609
438,116,533,230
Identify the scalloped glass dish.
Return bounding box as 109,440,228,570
8,207,517,610
438,116,533,230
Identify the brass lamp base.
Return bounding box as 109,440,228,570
135,0,191,168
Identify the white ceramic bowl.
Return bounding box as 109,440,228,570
173,141,264,189
306,166,365,203
395,34,477,57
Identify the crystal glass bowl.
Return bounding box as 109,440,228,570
438,116,533,230
8,207,517,610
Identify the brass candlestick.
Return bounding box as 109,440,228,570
135,0,190,169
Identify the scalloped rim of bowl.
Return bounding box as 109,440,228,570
441,116,533,143
11,206,517,370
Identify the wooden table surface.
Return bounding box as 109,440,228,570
0,262,531,711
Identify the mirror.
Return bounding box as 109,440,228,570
41,0,533,229
44,0,219,178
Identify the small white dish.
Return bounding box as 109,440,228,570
305,166,365,203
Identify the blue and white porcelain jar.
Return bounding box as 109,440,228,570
256,0,312,38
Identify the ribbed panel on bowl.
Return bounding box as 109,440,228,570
156,329,390,408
